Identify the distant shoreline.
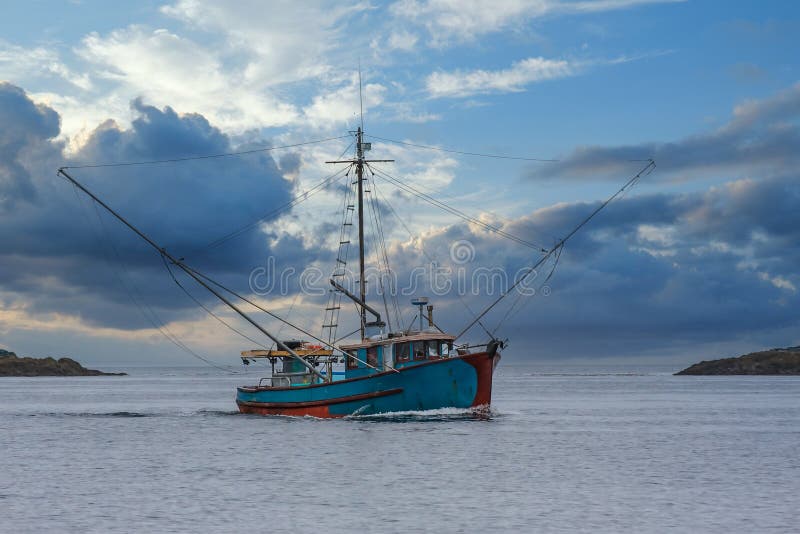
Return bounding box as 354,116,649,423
675,347,800,375
0,351,126,377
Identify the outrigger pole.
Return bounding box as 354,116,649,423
57,168,327,383
455,159,656,341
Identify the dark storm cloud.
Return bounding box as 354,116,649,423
0,82,60,209
0,83,320,329
379,171,799,358
400,175,800,358
534,82,800,181
2,81,798,359
446,83,800,357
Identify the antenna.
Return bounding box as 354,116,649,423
358,59,364,131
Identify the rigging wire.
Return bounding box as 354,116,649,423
197,156,354,253
490,243,563,337
311,134,363,344
364,133,560,162
58,167,332,376
363,174,394,332
369,165,549,253
369,173,493,339
457,159,656,340
271,289,302,351
160,254,272,351
367,173,404,330
322,164,357,344
370,156,551,246
181,264,351,355
60,135,351,170
71,184,238,373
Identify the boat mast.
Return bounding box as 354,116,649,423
356,126,366,339
356,65,367,339
325,66,393,340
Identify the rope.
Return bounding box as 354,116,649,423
364,134,559,162
370,165,548,253
160,254,272,351
71,185,238,373
457,159,656,340
61,135,350,169
198,158,354,253
368,173,404,329
182,264,349,356
370,176,493,339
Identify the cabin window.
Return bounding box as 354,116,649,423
412,341,425,360
367,346,378,367
426,341,440,359
440,341,452,357
395,342,410,362
346,351,359,370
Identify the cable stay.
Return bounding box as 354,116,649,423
363,175,401,332
367,173,404,330
368,164,549,253
489,243,563,337
160,255,272,351
179,263,395,374
60,135,350,170
363,133,560,162
68,183,241,373
182,266,385,373
456,158,656,341
195,139,356,255
322,158,358,343
57,167,338,381
198,160,354,253
370,176,495,340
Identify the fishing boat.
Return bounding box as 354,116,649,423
57,85,654,418
234,126,504,417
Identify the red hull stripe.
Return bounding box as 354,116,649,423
237,387,403,410
238,404,336,418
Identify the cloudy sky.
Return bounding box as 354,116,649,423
1,0,798,367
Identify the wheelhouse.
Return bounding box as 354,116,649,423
340,332,457,379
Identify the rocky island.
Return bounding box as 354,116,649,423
0,349,126,376
675,347,800,375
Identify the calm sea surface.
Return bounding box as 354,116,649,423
1,362,798,533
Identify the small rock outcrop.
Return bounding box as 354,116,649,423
0,352,126,377
675,347,800,375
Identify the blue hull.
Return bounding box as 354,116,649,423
236,351,500,417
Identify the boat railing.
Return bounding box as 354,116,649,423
258,370,320,388
456,341,501,355
258,376,292,388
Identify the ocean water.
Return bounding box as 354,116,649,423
1,362,798,533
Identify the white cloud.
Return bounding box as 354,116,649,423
0,40,92,90
74,25,300,132
402,155,459,191
302,78,387,129
387,30,419,51
390,0,684,46
758,272,797,293
28,91,128,153
161,0,369,86
426,57,574,98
